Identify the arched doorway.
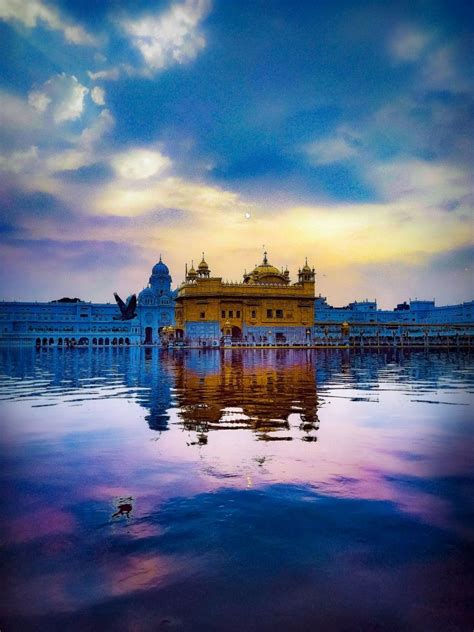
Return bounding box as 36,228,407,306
231,326,242,340
36,338,41,346
58,338,63,346
145,327,153,344
119,337,124,345
93,338,97,345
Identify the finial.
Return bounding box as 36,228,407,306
159,253,162,262
305,257,308,266
202,251,205,261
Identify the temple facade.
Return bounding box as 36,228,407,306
174,252,315,345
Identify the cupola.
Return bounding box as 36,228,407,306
197,252,210,278
298,258,315,283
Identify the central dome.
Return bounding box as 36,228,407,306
252,263,281,276
244,251,288,285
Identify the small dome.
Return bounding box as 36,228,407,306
197,252,209,272
302,258,311,272
152,255,169,276
188,264,197,277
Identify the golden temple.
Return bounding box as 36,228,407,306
174,251,315,345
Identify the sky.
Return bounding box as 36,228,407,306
0,0,473,307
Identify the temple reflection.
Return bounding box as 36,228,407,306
170,348,320,442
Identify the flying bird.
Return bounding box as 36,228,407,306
113,292,137,320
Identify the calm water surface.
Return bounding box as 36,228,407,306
0,347,473,631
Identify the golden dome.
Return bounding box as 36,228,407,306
198,253,209,270
253,263,281,276
244,251,288,285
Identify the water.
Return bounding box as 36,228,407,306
0,347,473,631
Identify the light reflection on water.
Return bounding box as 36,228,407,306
0,347,473,631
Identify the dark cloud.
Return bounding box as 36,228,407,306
0,189,70,220
428,245,474,272
54,162,114,184
1,238,144,271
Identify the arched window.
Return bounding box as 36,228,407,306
119,337,124,345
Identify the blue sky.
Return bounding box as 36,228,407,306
0,0,472,306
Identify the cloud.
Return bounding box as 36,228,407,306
95,176,243,217
389,25,432,62
43,109,115,172
111,149,171,180
28,74,88,124
90,86,105,106
304,129,361,165
0,146,38,173
0,0,97,45
0,91,42,145
366,159,471,209
0,94,114,188
80,109,115,146
87,68,121,82
421,45,472,94
371,92,474,165
121,0,211,71
428,244,474,273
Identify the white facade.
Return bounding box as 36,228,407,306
315,296,474,325
0,300,140,346
0,257,176,346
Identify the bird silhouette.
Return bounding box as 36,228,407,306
113,292,137,320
